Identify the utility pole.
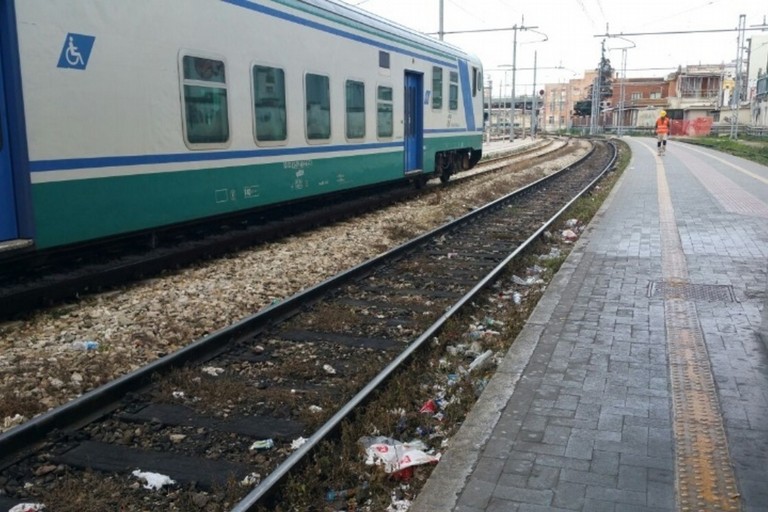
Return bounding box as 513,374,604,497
603,27,634,136
486,78,492,142
510,25,518,140
508,20,540,141
531,50,538,138
590,41,606,135
438,0,444,41
618,48,627,136
428,11,545,141
730,14,746,139
589,75,600,135
499,80,504,135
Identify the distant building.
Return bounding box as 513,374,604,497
559,70,599,131
667,64,733,120
755,71,768,126
541,83,571,132
608,77,670,129
747,34,768,101
540,52,768,134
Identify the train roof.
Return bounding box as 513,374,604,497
294,0,480,63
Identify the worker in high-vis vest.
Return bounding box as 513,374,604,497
655,110,670,155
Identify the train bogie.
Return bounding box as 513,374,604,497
0,0,484,251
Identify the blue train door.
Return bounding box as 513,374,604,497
0,45,18,242
403,71,423,174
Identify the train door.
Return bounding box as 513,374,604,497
403,71,423,174
0,40,18,242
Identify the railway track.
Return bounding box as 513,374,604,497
0,139,616,512
0,137,566,321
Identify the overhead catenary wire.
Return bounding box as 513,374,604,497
595,27,768,37
575,0,599,32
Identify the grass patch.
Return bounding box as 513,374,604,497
676,136,768,166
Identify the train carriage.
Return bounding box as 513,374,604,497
0,0,484,251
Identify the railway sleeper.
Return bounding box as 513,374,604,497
56,441,251,490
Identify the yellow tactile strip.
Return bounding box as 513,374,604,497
666,300,740,511
654,151,741,511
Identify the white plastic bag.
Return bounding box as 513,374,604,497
360,437,440,473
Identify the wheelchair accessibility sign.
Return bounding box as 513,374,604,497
57,33,95,70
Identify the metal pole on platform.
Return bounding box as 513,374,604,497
590,76,600,135
497,21,543,140
531,50,537,138
618,48,627,136
486,79,492,142
730,14,746,139
510,27,517,140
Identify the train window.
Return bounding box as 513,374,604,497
379,51,390,69
432,67,443,110
181,55,229,145
449,71,459,110
345,80,366,140
253,65,287,143
306,73,331,140
475,69,483,95
377,86,393,138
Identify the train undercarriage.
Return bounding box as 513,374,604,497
435,148,483,183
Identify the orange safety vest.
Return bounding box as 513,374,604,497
656,116,670,135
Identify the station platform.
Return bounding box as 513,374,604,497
412,137,768,511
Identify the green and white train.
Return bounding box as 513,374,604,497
0,0,484,252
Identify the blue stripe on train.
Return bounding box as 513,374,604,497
30,129,479,173
457,59,476,132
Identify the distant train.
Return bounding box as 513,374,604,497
0,0,484,252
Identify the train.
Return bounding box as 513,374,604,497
0,0,484,252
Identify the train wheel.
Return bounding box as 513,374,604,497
468,150,482,168
461,153,470,170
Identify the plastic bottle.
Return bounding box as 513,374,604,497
325,482,369,502
70,341,99,351
469,349,493,372
249,439,274,450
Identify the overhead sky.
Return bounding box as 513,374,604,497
338,0,768,96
